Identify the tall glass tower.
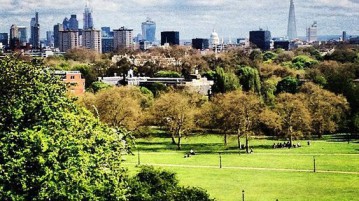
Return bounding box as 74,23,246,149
30,12,40,49
83,0,94,30
287,0,297,40
141,18,156,43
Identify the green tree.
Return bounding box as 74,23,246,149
291,55,319,70
127,166,214,201
90,81,112,93
212,67,240,93
276,76,300,94
237,66,261,94
0,56,128,200
263,51,278,62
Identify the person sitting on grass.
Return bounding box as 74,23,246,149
190,149,196,155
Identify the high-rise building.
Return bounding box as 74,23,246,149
69,15,79,31
10,24,19,50
102,37,114,53
101,27,113,37
82,29,102,53
306,21,318,42
161,31,180,46
141,18,156,43
101,27,114,53
0,33,8,47
59,30,79,52
46,31,54,47
17,26,27,45
287,0,297,40
342,31,347,42
63,17,70,30
30,12,40,49
192,38,209,50
83,0,94,30
54,23,63,48
113,27,133,50
249,29,271,51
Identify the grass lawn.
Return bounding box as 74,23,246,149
124,134,359,200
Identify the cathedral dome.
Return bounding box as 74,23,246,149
210,30,220,46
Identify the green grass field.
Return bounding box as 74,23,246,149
124,134,359,201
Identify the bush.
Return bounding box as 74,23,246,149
127,166,215,201
154,70,181,78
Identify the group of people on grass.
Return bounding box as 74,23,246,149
272,142,302,149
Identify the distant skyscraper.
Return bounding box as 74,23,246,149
83,0,94,30
0,33,8,47
46,31,54,47
192,38,209,50
142,18,156,43
342,31,347,42
161,31,180,46
249,29,271,51
82,29,102,53
17,26,27,45
113,27,133,50
30,12,40,49
306,21,318,42
54,23,64,48
10,24,19,50
63,17,70,30
287,0,297,40
69,15,79,31
101,27,114,53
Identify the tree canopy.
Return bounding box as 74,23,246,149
0,56,128,200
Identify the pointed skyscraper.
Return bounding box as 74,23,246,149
287,0,297,40
83,0,94,30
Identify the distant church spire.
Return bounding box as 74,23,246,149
287,0,297,40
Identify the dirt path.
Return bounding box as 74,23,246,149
125,162,359,175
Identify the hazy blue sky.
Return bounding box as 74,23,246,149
0,0,358,39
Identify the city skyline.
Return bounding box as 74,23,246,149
0,0,359,40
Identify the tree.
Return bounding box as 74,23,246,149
274,93,312,146
150,91,196,149
237,66,261,94
291,55,319,70
300,82,349,138
127,166,214,201
64,48,101,63
276,76,300,94
0,56,128,200
212,67,240,94
207,91,262,152
82,86,151,131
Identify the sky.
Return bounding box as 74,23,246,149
0,0,358,40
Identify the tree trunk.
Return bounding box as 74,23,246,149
224,133,228,146
171,129,177,144
245,133,249,154
237,129,241,149
290,135,293,148
177,137,181,150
